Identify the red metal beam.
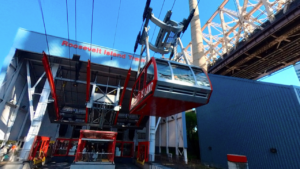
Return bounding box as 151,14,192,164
114,68,131,125
42,52,60,120
85,60,91,123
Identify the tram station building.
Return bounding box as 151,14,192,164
0,28,188,165
3,28,300,169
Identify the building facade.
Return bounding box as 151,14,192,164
196,74,300,169
294,63,300,83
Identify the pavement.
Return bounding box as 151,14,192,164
0,162,24,169
0,161,141,169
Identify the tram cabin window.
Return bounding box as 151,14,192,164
146,63,154,85
192,68,210,87
156,60,172,80
131,84,139,105
139,72,145,90
171,64,195,84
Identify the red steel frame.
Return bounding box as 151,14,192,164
28,136,50,160
53,138,79,157
137,141,149,162
42,52,60,120
74,130,118,162
129,57,213,118
130,57,157,120
85,60,91,123
115,141,134,157
114,68,131,125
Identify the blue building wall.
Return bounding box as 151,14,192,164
196,74,300,169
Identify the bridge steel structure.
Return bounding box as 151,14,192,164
185,0,300,80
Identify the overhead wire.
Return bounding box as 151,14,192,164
171,0,177,11
90,0,95,62
38,0,50,60
150,0,166,58
75,0,79,109
75,0,77,54
66,0,74,107
111,0,122,60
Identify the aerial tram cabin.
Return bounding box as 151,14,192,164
130,57,212,117
129,0,213,117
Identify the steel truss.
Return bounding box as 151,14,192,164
186,0,294,66
87,77,121,129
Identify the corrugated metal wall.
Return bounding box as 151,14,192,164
196,74,300,169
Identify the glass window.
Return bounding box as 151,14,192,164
146,63,154,85
192,68,211,87
130,84,139,109
171,64,195,84
140,73,145,90
122,143,133,157
68,140,78,156
138,133,146,139
115,142,122,157
156,60,172,80
54,139,69,156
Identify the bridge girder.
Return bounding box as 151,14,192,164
187,0,293,66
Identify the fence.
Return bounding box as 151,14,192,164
153,154,212,169
74,152,114,163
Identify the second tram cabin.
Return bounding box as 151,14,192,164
129,57,213,117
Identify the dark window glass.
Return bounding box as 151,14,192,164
146,63,154,85
140,73,145,90
171,64,195,84
122,143,133,157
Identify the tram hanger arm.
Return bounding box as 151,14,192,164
150,14,183,34
148,43,171,54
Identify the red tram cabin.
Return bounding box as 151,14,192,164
129,57,213,117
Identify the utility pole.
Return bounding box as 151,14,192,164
189,0,206,71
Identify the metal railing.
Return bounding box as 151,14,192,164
74,152,114,163
153,154,212,169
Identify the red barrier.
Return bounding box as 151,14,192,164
137,141,149,162
74,130,118,162
28,136,50,160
